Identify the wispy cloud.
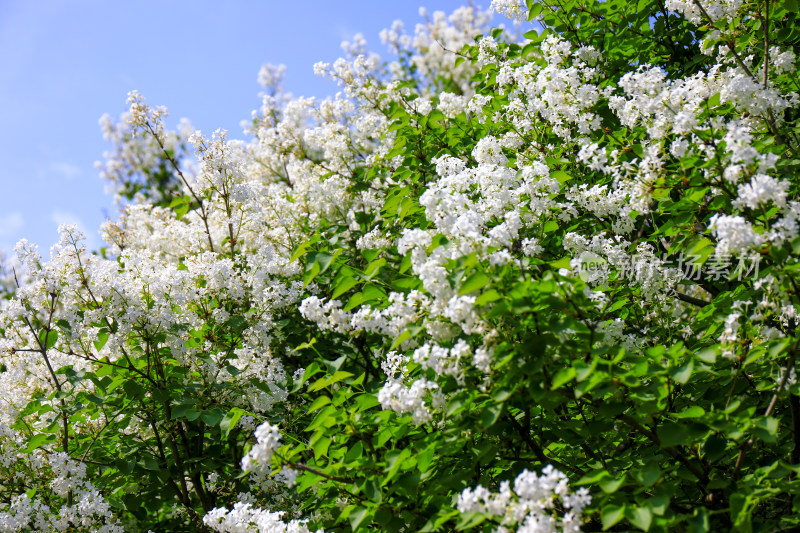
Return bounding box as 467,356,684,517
0,212,24,237
0,211,25,254
50,162,82,180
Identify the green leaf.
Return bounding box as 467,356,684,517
657,422,690,448
362,479,382,502
332,276,358,299
481,402,503,428
599,475,625,494
475,289,501,306
122,380,144,399
93,330,109,351
551,367,576,389
459,272,490,295
140,456,161,471
455,511,486,530
290,235,319,262
696,348,717,363
753,416,779,443
349,507,370,530
390,329,412,350
312,435,331,460
306,395,332,412
674,406,705,418
201,409,224,427
602,505,625,530
637,462,660,487
25,433,56,453
626,506,653,531
551,170,572,183
364,257,387,279
308,371,354,392
689,508,710,532
38,329,58,350
345,441,364,463
220,407,245,439
670,359,693,384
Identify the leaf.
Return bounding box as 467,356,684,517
93,330,109,352
332,276,358,299
551,367,576,389
38,329,58,350
308,371,354,392
670,359,693,384
695,348,717,363
306,396,332,412
456,511,487,530
140,456,161,471
626,506,653,531
362,479,382,502
25,433,56,453
390,329,412,350
475,289,501,306
344,284,387,310
364,257,386,278
599,475,625,493
657,422,690,448
577,469,610,485
290,235,319,262
349,507,370,530
312,435,331,460
689,508,710,532
201,409,224,427
481,402,503,428
345,441,363,463
220,407,245,439
122,380,144,399
459,272,490,295
637,462,660,487
551,170,572,183
752,416,779,443
673,406,705,418
602,505,625,530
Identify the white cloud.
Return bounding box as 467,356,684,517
0,211,25,253
0,212,24,237
50,162,82,180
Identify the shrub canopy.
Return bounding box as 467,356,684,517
1,0,800,531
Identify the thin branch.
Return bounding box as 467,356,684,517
734,339,799,475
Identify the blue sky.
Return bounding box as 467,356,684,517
0,0,492,256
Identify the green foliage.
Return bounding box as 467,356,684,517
3,0,800,531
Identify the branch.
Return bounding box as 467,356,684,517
734,339,799,476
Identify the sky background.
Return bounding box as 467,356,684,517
0,0,495,256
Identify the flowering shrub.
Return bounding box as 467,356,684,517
1,0,799,530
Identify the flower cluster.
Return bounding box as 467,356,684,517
457,466,591,532
1,0,798,530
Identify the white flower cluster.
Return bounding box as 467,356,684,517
709,214,764,257
0,453,123,532
457,465,591,532
377,377,439,424
491,0,528,21
380,6,494,94
665,0,744,24
204,503,320,533
242,422,282,475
